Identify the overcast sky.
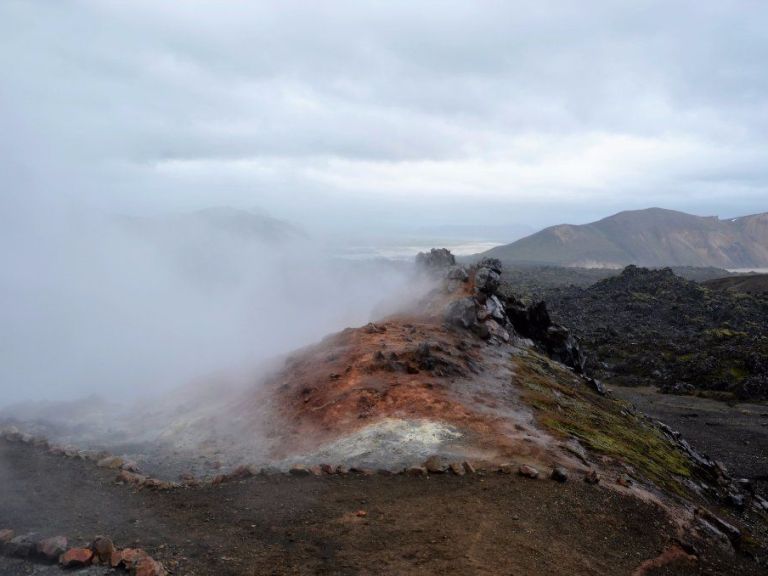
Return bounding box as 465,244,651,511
2,0,767,236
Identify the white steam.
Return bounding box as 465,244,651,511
0,207,424,407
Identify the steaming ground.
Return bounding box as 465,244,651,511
0,208,429,406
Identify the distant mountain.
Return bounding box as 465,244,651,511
482,208,768,269
702,273,768,294
120,207,306,245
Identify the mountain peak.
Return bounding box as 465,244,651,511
483,208,768,268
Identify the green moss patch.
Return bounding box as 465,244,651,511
516,351,692,495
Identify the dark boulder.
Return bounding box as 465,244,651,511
416,248,456,270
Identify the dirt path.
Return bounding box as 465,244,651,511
1,441,764,575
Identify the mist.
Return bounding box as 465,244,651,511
0,206,426,408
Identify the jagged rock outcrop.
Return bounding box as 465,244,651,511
444,258,512,344
505,298,587,373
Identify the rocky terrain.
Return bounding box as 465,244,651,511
1,250,767,575
483,208,768,269
539,266,768,402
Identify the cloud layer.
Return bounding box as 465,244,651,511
2,0,767,231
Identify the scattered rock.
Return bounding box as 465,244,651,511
335,465,350,475
117,470,148,486
110,548,148,570
696,508,742,547
423,456,446,474
617,474,633,488
36,536,67,562
475,266,501,295
518,465,539,479
498,464,515,475
319,463,335,475
97,456,125,469
462,461,477,475
586,377,606,396
550,467,568,483
289,465,311,477
584,470,600,484
355,510,367,518
133,555,167,576
59,547,94,568
448,462,465,476
405,466,427,477
90,536,115,564
0,529,14,545
6,533,38,558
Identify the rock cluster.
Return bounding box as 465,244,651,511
0,531,166,575
445,258,513,344
416,248,469,292
504,298,586,373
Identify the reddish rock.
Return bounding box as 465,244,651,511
498,463,515,475
59,547,94,568
584,470,600,485
97,455,125,469
448,462,465,476
0,528,14,544
289,465,311,476
228,465,253,480
90,536,116,563
134,555,167,576
355,510,368,518
308,465,324,476
142,478,175,490
462,461,476,475
319,463,335,475
110,548,148,569
518,464,540,479
423,456,446,474
36,536,68,562
117,470,148,485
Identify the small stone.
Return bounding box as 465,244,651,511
117,470,148,485
289,465,311,476
355,510,367,518
518,465,539,479
97,456,125,469
617,474,633,487
448,462,465,476
584,470,600,484
36,536,68,562
7,533,38,557
335,465,350,475
0,529,14,544
59,547,94,568
551,467,568,483
308,465,324,476
90,536,115,563
134,556,167,576
320,463,335,475
462,461,476,475
498,464,515,475
405,466,427,477
110,548,148,569
423,456,446,474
